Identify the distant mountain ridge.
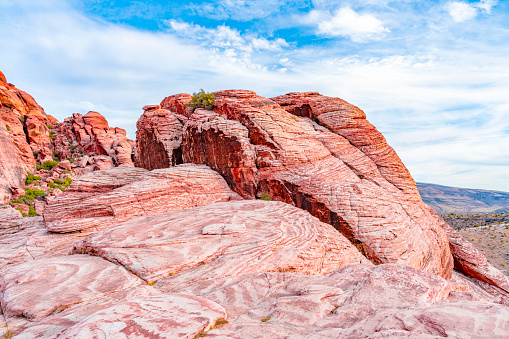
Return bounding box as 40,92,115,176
417,182,509,214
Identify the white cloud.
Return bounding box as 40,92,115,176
476,0,498,14
447,0,497,22
447,2,478,22
308,7,389,42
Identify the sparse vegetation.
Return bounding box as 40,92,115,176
261,317,270,322
5,124,10,131
40,160,59,170
185,89,215,112
25,173,41,185
49,131,55,140
259,192,271,201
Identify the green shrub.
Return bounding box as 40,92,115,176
47,124,53,129
28,205,37,217
185,89,215,112
259,192,272,201
42,160,59,170
53,151,59,159
25,173,41,185
5,124,10,131
68,157,75,163
63,178,72,187
49,131,55,140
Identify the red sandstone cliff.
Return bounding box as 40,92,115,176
0,71,133,204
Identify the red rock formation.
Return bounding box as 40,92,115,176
53,111,134,167
138,90,453,279
134,105,185,170
272,92,418,195
43,165,242,233
0,72,133,205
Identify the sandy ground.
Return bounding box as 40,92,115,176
458,223,509,276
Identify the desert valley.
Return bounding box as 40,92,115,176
1,70,509,338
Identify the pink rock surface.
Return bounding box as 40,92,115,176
0,255,141,322
140,90,453,278
73,200,371,282
56,294,227,339
0,206,23,235
44,165,241,233
167,264,508,338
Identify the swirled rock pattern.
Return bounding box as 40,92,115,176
138,89,453,279
56,294,227,339
164,264,509,338
73,200,371,282
44,165,242,233
0,255,141,322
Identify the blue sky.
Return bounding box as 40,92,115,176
1,0,509,191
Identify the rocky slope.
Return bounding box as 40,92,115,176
1,80,509,338
417,182,509,214
0,72,134,211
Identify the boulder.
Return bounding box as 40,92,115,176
73,200,371,282
134,107,186,170
0,206,23,236
43,165,242,233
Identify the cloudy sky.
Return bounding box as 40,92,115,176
1,0,508,191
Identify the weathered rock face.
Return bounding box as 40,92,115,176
137,90,453,280
0,73,52,203
43,165,242,233
73,200,371,282
272,92,418,195
134,104,186,170
163,264,508,338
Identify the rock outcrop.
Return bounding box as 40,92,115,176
43,165,242,233
0,71,134,206
135,90,454,280
53,111,134,168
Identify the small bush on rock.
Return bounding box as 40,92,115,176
185,89,215,112
42,160,59,170
25,173,41,185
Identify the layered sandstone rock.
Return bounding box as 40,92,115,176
163,264,508,338
73,200,371,282
0,255,141,321
134,104,186,170
137,90,453,279
43,165,242,233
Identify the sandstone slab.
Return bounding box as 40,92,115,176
44,164,241,233
0,255,141,322
73,200,371,283
164,263,508,338
55,294,227,339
